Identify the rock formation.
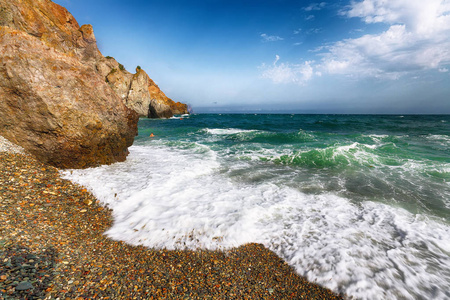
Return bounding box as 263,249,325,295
99,61,189,118
0,0,187,168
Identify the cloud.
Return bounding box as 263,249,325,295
344,0,450,34
319,0,450,78
294,28,302,34
260,33,284,42
274,55,280,64
303,2,327,11
305,15,315,21
261,55,314,84
306,28,322,35
260,0,450,84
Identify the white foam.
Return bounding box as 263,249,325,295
204,128,258,135
61,144,450,300
427,135,450,149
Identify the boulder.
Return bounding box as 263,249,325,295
0,0,188,168
0,0,138,168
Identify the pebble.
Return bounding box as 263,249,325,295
15,281,33,291
0,142,346,299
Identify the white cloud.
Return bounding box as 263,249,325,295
274,55,280,64
261,56,314,84
260,33,284,42
260,0,450,84
345,0,450,34
306,28,322,34
305,15,315,21
319,0,450,77
294,28,302,34
303,2,327,11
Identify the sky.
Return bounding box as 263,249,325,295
54,0,450,114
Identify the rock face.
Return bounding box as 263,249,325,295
100,63,189,118
0,0,188,168
0,0,138,168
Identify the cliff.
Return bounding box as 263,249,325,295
0,0,187,168
99,60,189,118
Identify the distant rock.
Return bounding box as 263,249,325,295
0,0,188,168
128,68,185,118
100,62,189,118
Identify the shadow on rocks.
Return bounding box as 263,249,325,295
0,244,57,300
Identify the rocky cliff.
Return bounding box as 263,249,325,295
0,0,187,168
99,59,189,119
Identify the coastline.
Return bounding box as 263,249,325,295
0,138,343,299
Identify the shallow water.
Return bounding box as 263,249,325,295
62,114,450,299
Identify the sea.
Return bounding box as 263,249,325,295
61,114,450,300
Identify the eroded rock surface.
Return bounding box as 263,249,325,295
101,64,189,118
0,0,137,168
0,0,188,168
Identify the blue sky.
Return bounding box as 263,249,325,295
55,0,450,113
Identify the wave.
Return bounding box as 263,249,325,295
427,134,450,148
61,144,450,300
203,128,318,145
270,143,373,168
60,115,450,299
204,128,258,135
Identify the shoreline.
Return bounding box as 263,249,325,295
0,140,344,299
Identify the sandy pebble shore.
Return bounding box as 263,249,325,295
0,137,344,299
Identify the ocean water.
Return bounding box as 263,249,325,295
62,114,450,299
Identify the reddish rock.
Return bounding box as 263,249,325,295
144,73,189,118
170,101,190,115
0,0,137,168
104,64,189,119
128,68,179,118
1,0,88,55
0,0,188,168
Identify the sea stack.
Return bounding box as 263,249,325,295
0,0,188,168
101,62,189,119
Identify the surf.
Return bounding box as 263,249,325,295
61,114,450,300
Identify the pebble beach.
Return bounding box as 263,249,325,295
0,136,344,299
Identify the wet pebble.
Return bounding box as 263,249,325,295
15,281,33,291
0,151,345,299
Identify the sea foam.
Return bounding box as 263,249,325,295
62,142,450,300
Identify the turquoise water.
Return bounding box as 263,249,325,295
63,114,450,299
138,114,450,218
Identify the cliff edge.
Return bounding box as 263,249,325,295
0,0,187,168
99,60,189,119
